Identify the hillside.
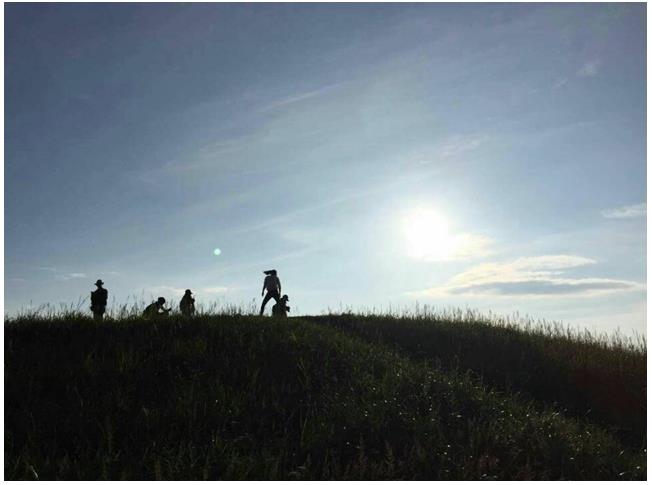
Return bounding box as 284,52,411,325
5,313,646,480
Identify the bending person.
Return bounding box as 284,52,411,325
143,297,171,319
260,269,281,315
272,294,290,318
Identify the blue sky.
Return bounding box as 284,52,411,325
5,3,646,334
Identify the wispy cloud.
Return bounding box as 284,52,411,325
35,266,57,273
34,267,87,281
260,82,344,113
577,59,602,77
413,255,644,299
404,134,492,168
71,92,94,102
439,134,491,159
57,272,87,281
552,77,568,89
601,203,646,219
226,186,383,236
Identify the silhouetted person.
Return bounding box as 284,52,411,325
272,294,290,318
90,279,108,322
143,297,171,319
180,289,195,317
260,269,281,315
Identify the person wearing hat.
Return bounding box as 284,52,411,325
90,279,108,321
143,297,171,319
272,294,290,318
180,289,196,317
260,269,282,316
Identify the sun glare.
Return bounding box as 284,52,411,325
403,209,455,261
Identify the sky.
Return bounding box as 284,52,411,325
5,3,647,335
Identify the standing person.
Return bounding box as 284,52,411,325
90,279,108,322
180,289,196,317
260,269,281,315
272,294,290,318
143,297,171,319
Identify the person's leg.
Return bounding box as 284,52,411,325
260,292,273,315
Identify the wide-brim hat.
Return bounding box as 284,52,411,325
263,269,277,275
185,289,193,294
95,279,104,286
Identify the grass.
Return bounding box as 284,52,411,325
4,310,646,480
305,308,646,447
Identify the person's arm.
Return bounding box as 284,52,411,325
262,283,266,296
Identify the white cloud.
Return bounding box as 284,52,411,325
413,254,644,299
601,203,646,219
577,59,602,77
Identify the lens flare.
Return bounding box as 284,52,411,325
213,248,222,256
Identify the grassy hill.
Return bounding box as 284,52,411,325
5,311,646,480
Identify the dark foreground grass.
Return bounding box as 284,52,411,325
5,314,646,479
306,311,646,448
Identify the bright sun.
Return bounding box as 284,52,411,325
403,209,455,261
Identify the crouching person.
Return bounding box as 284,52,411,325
272,295,290,318
143,297,171,319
